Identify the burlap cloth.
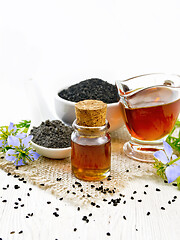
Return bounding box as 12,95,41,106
0,126,156,204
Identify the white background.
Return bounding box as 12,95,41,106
0,0,180,124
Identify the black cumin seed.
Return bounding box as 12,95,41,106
7,184,9,188
14,202,18,205
147,212,150,216
86,219,89,223
29,188,32,191
72,192,76,195
138,199,142,202
56,178,62,181
89,213,92,217
2,188,7,190
133,191,137,194
136,229,138,231
131,197,134,200
145,185,148,187
74,228,77,232
100,181,103,184
18,198,21,201
26,216,29,218
72,184,75,188
172,199,175,202
123,216,126,220
14,175,19,178
0,156,4,159
126,170,129,172
144,191,147,195
82,216,87,220
164,180,168,183
40,183,44,186
123,200,126,204
21,204,24,207
80,189,83,192
47,201,51,204
23,181,27,183
156,188,161,192
107,232,111,236
77,207,80,211
91,185,95,188
59,197,63,201
87,194,91,197
14,185,20,189
27,193,30,196
53,212,59,217
67,190,70,193
174,196,177,199
107,178,111,181
103,199,107,201
55,208,59,211
91,202,95,206
138,165,141,168
2,200,7,203
18,230,23,234
16,166,18,170
7,172,11,176
161,207,165,210
96,205,100,208
18,178,24,181
14,206,18,209
168,201,171,204
172,183,177,186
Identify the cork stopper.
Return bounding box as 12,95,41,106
75,100,107,127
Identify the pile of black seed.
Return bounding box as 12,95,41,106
58,78,119,103
30,120,73,148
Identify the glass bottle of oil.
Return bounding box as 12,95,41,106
71,100,111,181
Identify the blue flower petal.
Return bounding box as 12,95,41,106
163,141,173,160
6,149,16,162
165,165,180,183
28,149,40,161
172,154,178,161
14,159,26,166
0,140,4,147
7,136,20,148
16,133,27,139
8,122,17,133
154,150,169,164
22,135,33,148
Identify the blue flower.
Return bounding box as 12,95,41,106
154,141,180,183
5,134,40,166
0,122,18,149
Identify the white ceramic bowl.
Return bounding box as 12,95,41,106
30,139,71,159
54,86,124,132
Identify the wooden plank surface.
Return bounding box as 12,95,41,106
0,167,179,240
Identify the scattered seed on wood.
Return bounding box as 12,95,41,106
27,193,30,196
164,180,168,183
14,202,18,205
144,191,147,195
91,202,96,206
23,181,27,184
14,206,18,209
74,228,77,232
14,175,19,178
168,201,171,204
77,207,80,211
131,197,134,200
59,197,63,201
14,185,20,189
133,191,137,194
161,207,165,210
123,216,126,220
18,230,23,234
89,213,92,217
40,184,45,186
55,208,59,211
53,212,59,217
21,204,24,207
7,172,11,176
147,212,150,216
18,178,24,181
86,219,89,223
145,185,148,188
2,200,7,203
18,198,21,201
172,183,177,186
82,216,87,221
138,165,141,168
138,200,142,202
96,205,100,208
172,199,175,202
156,188,161,192
123,201,126,204
107,232,111,236
47,201,51,204
56,178,62,181
29,188,32,191
0,156,4,159
174,196,177,199
126,170,129,172
10,231,15,234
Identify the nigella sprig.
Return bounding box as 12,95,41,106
6,135,40,166
0,121,40,166
154,141,180,189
